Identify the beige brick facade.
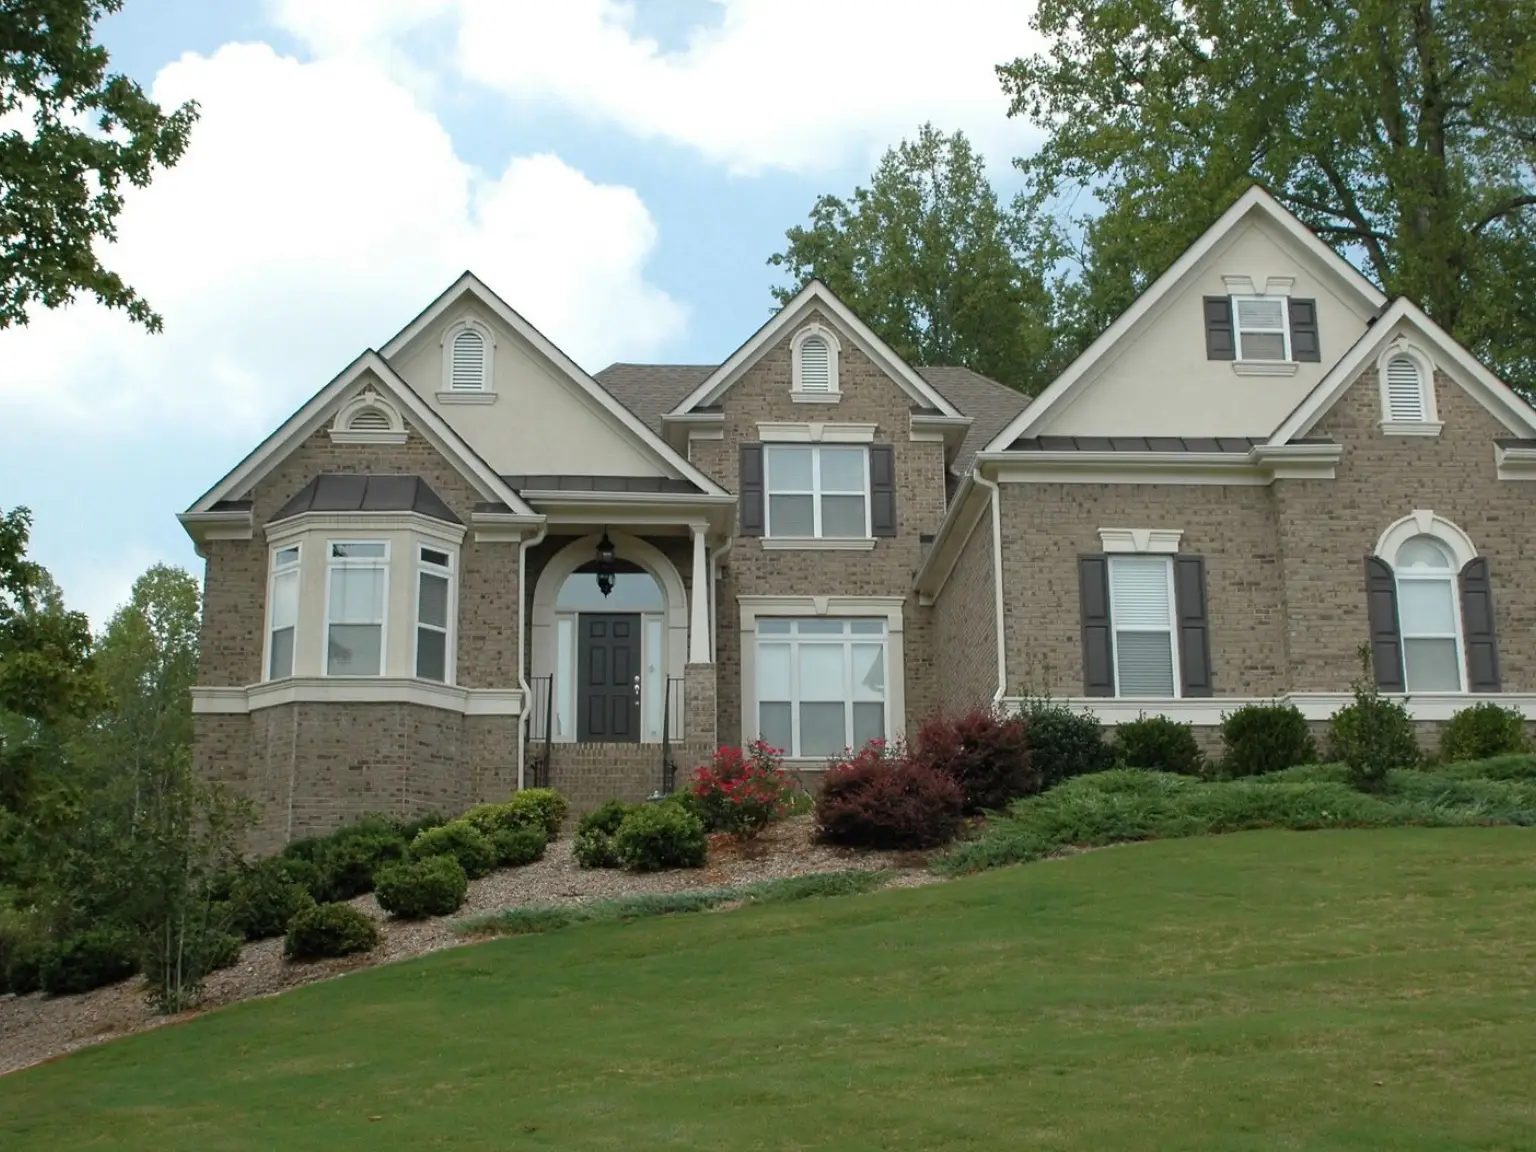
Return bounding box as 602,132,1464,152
931,504,999,714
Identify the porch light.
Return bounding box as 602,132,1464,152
595,530,617,598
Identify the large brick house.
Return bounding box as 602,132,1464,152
184,187,1536,849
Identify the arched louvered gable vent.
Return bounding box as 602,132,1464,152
1385,354,1427,422
798,335,831,392
450,328,487,390
348,407,392,431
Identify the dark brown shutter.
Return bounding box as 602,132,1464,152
1365,556,1406,692
739,443,764,537
869,445,897,537
1459,557,1502,692
1079,555,1115,696
1204,296,1236,360
1289,298,1321,362
1173,555,1214,697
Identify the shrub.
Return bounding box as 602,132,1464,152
662,788,703,820
613,804,708,872
489,826,547,868
410,820,497,880
270,855,326,903
505,788,570,839
374,856,469,919
1329,649,1419,791
283,902,379,961
1114,715,1203,775
317,829,409,901
396,812,448,841
572,800,634,869
815,742,965,850
690,741,796,838
912,708,1038,814
38,928,140,996
228,859,317,941
1017,696,1115,788
140,926,243,992
1441,702,1527,763
1,910,49,996
1219,703,1317,778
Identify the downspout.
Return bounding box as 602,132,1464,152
971,466,1008,704
515,520,548,791
709,535,733,663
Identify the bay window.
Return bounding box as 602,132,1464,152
765,445,869,538
325,541,388,676
415,546,453,682
755,619,887,757
267,544,301,679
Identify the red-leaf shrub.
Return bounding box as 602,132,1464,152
912,707,1038,814
815,741,964,850
691,741,796,839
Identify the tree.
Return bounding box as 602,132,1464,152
769,125,1064,394
1000,0,1536,392
1,0,199,331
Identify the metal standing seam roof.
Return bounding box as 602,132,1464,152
500,474,703,494
271,474,461,524
1006,436,1337,452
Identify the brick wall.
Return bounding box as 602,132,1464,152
932,501,999,714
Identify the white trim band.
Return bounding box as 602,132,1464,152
192,679,523,716
999,692,1536,725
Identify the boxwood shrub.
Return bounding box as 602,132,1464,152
489,826,547,868
38,927,140,996
1114,715,1204,775
505,788,569,839
1219,702,1316,778
1441,702,1527,763
613,804,708,872
229,858,318,940
410,820,497,879
573,800,633,869
1018,697,1115,788
283,902,379,961
374,856,469,919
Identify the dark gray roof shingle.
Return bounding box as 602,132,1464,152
272,474,461,524
593,363,715,431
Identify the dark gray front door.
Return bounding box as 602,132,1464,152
578,614,641,743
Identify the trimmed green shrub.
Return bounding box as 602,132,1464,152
1219,703,1316,778
613,804,708,872
229,858,318,941
572,800,634,869
912,708,1039,814
506,788,570,839
410,820,497,880
140,926,243,993
318,830,410,901
662,788,703,820
396,812,448,841
1114,715,1203,775
490,826,547,867
39,928,140,996
374,856,468,919
1019,697,1115,788
1441,702,1527,763
815,743,965,850
1329,699,1419,790
463,802,525,839
283,902,379,961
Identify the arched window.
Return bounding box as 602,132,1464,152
1384,354,1427,422
449,328,488,391
1392,535,1463,691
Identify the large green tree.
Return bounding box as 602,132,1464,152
1,0,198,330
769,125,1063,394
1000,0,1536,390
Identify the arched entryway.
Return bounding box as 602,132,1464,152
530,533,687,743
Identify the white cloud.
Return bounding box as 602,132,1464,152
274,0,1046,176
0,40,686,434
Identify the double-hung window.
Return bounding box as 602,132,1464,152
1232,296,1289,361
755,619,886,757
1108,556,1179,696
326,542,388,676
1393,537,1463,691
415,546,453,682
267,545,301,680
765,445,869,538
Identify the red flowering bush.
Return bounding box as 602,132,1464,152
691,741,796,839
815,740,964,850
912,707,1038,815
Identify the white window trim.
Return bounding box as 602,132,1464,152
1393,546,1467,694
323,541,390,678
996,692,1536,726
1231,294,1291,363
1098,528,1183,555
1374,509,1476,571
764,443,871,540
438,317,498,404
754,619,889,760
1107,555,1182,699
192,681,523,716
756,422,876,444
790,322,841,400
413,545,458,686
1375,340,1442,436
738,595,905,765
264,543,302,681
328,389,407,445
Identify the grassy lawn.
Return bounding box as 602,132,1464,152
3,827,1534,1151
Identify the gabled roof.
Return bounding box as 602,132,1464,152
984,185,1391,452
1268,297,1536,444
666,280,963,419
184,351,535,517
379,272,727,496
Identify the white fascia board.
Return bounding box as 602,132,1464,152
192,679,524,716
913,471,986,599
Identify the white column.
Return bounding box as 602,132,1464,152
689,525,711,664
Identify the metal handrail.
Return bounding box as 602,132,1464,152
659,676,685,793
526,674,554,789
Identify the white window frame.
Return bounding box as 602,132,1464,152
790,322,842,401
1392,536,1466,693
1107,555,1182,698
764,444,871,539
413,544,456,685
323,540,390,678
264,543,302,681
1231,295,1291,362
754,619,889,759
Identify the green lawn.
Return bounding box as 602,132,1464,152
3,828,1534,1151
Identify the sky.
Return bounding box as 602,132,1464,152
0,0,1047,629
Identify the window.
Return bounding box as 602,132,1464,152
415,546,453,682
1393,536,1463,691
1384,354,1427,422
267,545,301,679
326,541,388,676
1233,296,1289,361
765,445,869,537
1108,556,1179,695
449,328,487,391
755,619,886,757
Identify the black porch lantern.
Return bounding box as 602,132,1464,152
594,530,617,598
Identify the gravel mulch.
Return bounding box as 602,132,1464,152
0,818,937,1077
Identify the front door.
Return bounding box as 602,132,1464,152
577,614,641,742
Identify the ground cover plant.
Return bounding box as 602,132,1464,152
2,828,1533,1149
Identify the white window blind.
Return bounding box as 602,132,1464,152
450,328,487,391
765,445,868,538
326,542,387,676
755,619,886,757
797,336,831,392
1233,296,1289,361
268,545,301,679
1385,355,1427,422
1108,556,1178,696
1394,536,1462,691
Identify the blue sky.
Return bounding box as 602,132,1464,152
0,0,1044,627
